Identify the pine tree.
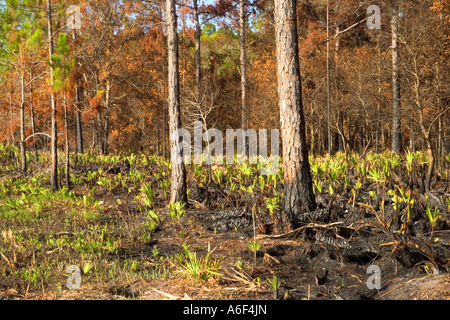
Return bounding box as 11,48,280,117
167,0,187,204
47,0,58,190
274,0,316,229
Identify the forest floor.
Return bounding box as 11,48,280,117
0,147,449,300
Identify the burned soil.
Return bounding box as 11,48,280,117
1,152,449,300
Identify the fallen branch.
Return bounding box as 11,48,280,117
256,222,344,240
146,287,181,300
375,276,427,300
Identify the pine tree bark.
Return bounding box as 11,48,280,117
103,80,111,155
376,36,382,153
64,94,70,189
193,0,201,114
30,69,38,163
391,3,402,153
162,67,167,158
76,87,84,154
240,0,248,154
47,0,58,190
73,31,84,156
436,63,442,171
193,0,203,158
20,74,27,173
274,0,316,227
326,2,331,155
166,0,187,204
334,26,344,153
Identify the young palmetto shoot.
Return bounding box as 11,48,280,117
406,151,416,173
352,180,362,208
368,168,388,227
425,198,441,233
267,275,279,299
266,197,279,215
398,187,415,224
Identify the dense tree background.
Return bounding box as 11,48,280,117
0,0,448,161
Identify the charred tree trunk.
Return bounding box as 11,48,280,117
167,0,187,204
274,0,316,227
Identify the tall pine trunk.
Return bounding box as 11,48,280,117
326,2,331,154
64,94,70,189
162,64,167,158
47,0,58,190
436,63,442,171
193,0,202,159
274,0,316,228
240,0,247,134
334,26,345,153
76,87,83,155
30,69,38,163
20,74,27,173
376,36,382,153
73,31,84,157
391,3,402,154
103,80,111,155
166,0,187,204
